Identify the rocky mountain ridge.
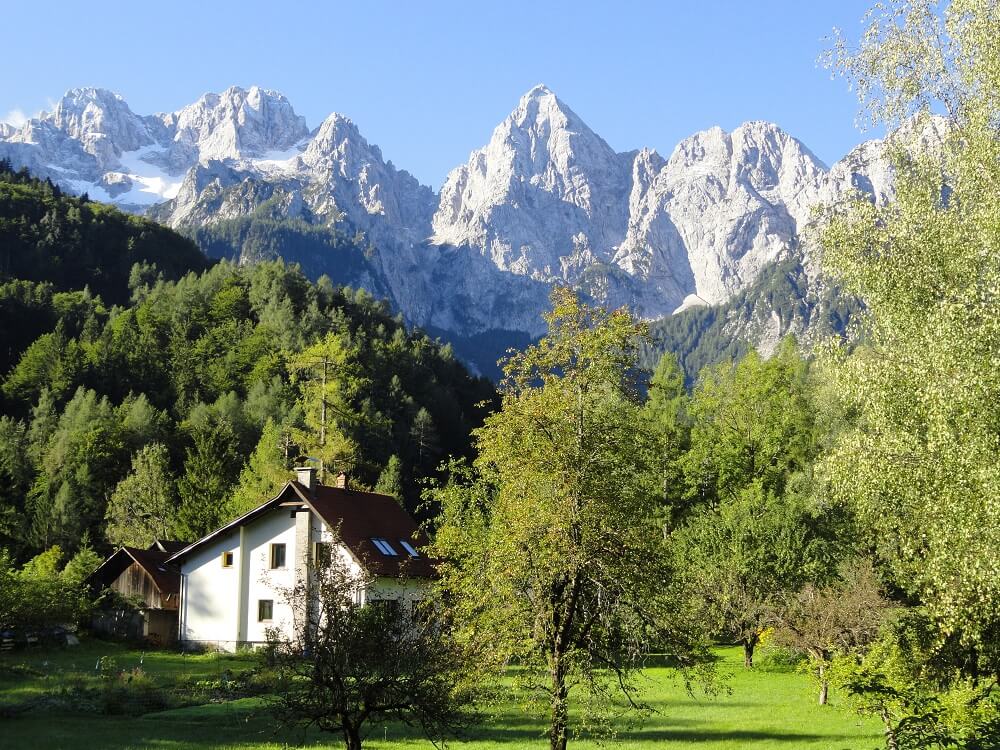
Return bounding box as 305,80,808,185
1,84,929,370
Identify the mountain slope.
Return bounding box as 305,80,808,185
0,159,209,303
0,84,931,373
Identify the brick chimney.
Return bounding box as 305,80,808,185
334,472,348,490
294,467,317,493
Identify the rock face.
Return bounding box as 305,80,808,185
1,83,926,355
434,86,632,278
0,86,310,209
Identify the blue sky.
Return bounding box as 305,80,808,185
3,0,879,187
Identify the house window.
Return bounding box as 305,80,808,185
313,542,331,567
399,540,420,558
270,543,286,569
369,598,402,617
258,599,273,622
371,538,398,556
221,551,234,568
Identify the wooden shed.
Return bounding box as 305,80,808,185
89,540,187,645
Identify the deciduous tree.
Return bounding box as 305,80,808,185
821,0,1000,680
267,541,474,750
429,288,710,750
772,559,890,705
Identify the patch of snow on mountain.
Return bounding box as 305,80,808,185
251,142,307,175
115,145,184,203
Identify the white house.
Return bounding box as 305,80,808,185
165,468,434,651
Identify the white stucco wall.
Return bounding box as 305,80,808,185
179,507,297,650
178,507,432,651
244,507,297,644
179,533,239,646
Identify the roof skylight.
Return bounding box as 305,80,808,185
399,540,420,557
371,537,398,556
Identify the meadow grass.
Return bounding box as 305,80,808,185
0,639,882,749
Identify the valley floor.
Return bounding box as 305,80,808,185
0,640,881,749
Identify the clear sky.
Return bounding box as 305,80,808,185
2,0,880,187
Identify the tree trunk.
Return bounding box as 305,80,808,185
549,658,569,750
742,636,757,669
344,724,362,750
880,708,899,750
818,664,828,705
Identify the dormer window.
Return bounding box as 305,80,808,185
371,538,398,556
399,540,420,558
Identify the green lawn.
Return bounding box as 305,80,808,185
0,639,882,749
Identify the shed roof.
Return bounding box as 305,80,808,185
89,542,186,595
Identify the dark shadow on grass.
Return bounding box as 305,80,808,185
472,725,863,743
642,651,724,668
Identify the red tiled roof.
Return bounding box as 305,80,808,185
292,481,436,579
167,482,435,579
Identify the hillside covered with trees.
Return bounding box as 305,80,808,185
0,162,494,561
3,4,1000,749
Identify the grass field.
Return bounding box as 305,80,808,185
0,638,883,749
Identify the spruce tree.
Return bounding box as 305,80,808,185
228,419,292,517
176,419,241,539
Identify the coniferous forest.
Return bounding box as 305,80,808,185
2,3,1000,750
0,160,494,561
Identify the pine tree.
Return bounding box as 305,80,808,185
105,443,179,547
409,407,438,475
176,419,241,539
228,419,293,517
287,334,361,482
640,352,690,523
374,454,404,505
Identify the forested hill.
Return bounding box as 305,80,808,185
0,160,210,304
640,257,863,383
0,161,212,377
0,166,496,562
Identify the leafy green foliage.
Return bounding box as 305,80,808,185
819,0,1000,741
267,534,476,750
105,443,180,548
0,159,209,307
429,289,711,750
683,340,818,505
0,168,493,563
771,559,890,705
639,352,690,526
833,609,1000,748
643,258,863,383
0,543,101,630
227,419,294,518
821,0,1000,671
176,418,242,540
673,340,847,669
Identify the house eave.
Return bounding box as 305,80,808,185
165,482,304,565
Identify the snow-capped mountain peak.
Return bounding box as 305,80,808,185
166,85,309,163
18,87,154,169
0,83,923,349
